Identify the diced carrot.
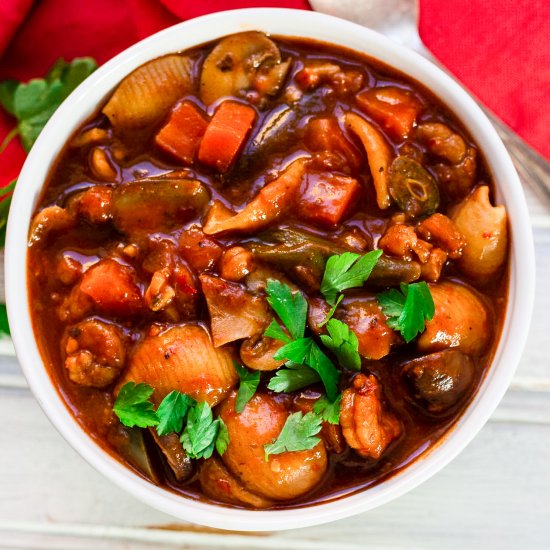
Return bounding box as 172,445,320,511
356,86,423,140
155,101,209,164
198,101,256,172
297,174,361,227
304,117,363,171
179,226,224,272
80,259,142,316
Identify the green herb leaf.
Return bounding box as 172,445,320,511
313,395,341,425
320,250,383,305
267,362,321,393
215,418,230,456
264,319,292,343
113,382,159,428
377,281,435,343
0,179,16,247
320,319,361,371
0,304,10,336
234,363,260,413
156,391,195,436
264,411,322,460
0,57,97,152
273,338,339,401
180,402,220,460
265,279,307,340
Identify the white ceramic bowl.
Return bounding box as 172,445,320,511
5,8,535,531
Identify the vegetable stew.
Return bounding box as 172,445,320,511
27,32,509,509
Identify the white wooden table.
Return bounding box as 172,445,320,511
1,184,549,550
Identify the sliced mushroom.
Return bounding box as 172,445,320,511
200,31,290,106
103,55,193,129
239,334,286,371
202,158,307,235
150,430,193,483
28,206,75,247
451,186,508,282
345,112,393,209
402,350,475,414
200,274,272,347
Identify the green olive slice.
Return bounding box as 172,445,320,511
388,156,440,217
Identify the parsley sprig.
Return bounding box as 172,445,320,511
264,411,322,460
234,363,260,413
113,383,229,459
320,250,382,306
264,280,340,401
320,319,361,371
377,281,435,342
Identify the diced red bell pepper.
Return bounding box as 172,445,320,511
155,101,209,164
356,86,423,140
304,117,363,171
80,259,142,316
297,174,361,227
198,101,256,172
179,226,224,272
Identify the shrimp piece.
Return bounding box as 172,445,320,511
340,374,401,459
28,206,75,247
202,158,307,235
64,319,125,387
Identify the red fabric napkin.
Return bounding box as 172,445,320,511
0,0,548,192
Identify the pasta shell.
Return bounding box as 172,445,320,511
103,55,193,129
119,324,237,406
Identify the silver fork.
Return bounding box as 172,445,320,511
310,0,550,202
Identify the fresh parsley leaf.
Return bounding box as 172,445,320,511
0,179,16,247
273,338,339,401
156,391,194,436
215,418,230,456
321,250,383,305
113,382,159,428
313,395,341,425
378,281,435,343
264,319,292,343
0,57,97,152
0,304,9,336
307,342,340,402
273,337,313,363
265,279,307,340
320,319,361,371
264,411,322,460
234,363,260,413
180,401,221,460
267,362,321,393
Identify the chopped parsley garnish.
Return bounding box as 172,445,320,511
234,363,260,413
113,382,159,429
320,250,382,306
113,382,229,458
320,319,361,371
263,411,322,460
377,281,435,343
267,362,321,393
265,279,307,340
156,391,194,436
313,395,341,425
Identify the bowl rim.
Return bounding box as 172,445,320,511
5,7,535,531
